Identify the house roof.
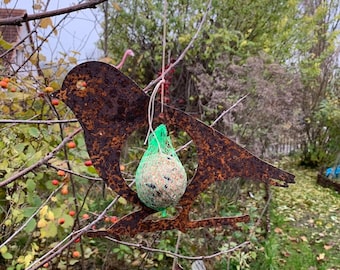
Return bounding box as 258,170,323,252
0,9,28,65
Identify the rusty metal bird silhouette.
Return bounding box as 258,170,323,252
55,61,295,238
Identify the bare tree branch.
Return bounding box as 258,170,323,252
0,119,78,124
176,94,248,153
105,237,250,260
0,0,108,26
47,163,103,182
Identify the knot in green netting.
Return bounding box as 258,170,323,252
135,124,187,211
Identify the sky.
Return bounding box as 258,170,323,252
1,0,103,61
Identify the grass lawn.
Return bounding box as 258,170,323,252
258,166,340,270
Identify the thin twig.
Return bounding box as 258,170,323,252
143,0,212,93
172,231,182,269
0,127,82,188
211,94,249,127
0,119,78,124
176,94,248,152
47,164,102,182
249,192,272,237
104,237,250,261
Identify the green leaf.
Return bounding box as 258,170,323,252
61,215,74,229
28,127,40,138
1,252,13,260
27,194,42,207
40,222,57,238
14,143,28,154
26,179,36,192
24,218,36,233
23,207,37,217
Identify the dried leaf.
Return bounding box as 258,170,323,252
316,253,325,261
68,56,77,65
274,227,283,234
112,2,121,11
33,4,42,10
323,245,332,250
281,250,290,257
288,236,298,243
40,17,53,29
300,236,308,242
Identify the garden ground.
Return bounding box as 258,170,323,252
255,165,340,270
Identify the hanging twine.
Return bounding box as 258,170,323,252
137,1,187,212
144,0,168,145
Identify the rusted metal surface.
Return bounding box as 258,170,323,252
55,61,295,238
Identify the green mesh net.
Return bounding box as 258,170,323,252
135,124,187,211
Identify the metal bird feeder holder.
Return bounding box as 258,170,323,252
55,61,295,238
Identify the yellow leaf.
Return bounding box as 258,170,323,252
46,210,55,221
68,56,77,65
99,57,113,63
0,245,8,254
118,197,127,205
39,205,49,217
49,81,61,90
37,218,47,228
40,17,53,29
240,40,247,47
17,255,25,264
4,0,11,4
40,222,57,238
29,52,38,65
112,2,121,11
31,242,39,252
1,105,10,114
0,38,13,50
24,254,33,267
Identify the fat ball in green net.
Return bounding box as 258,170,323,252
135,124,187,211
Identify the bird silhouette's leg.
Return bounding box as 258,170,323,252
87,207,155,238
